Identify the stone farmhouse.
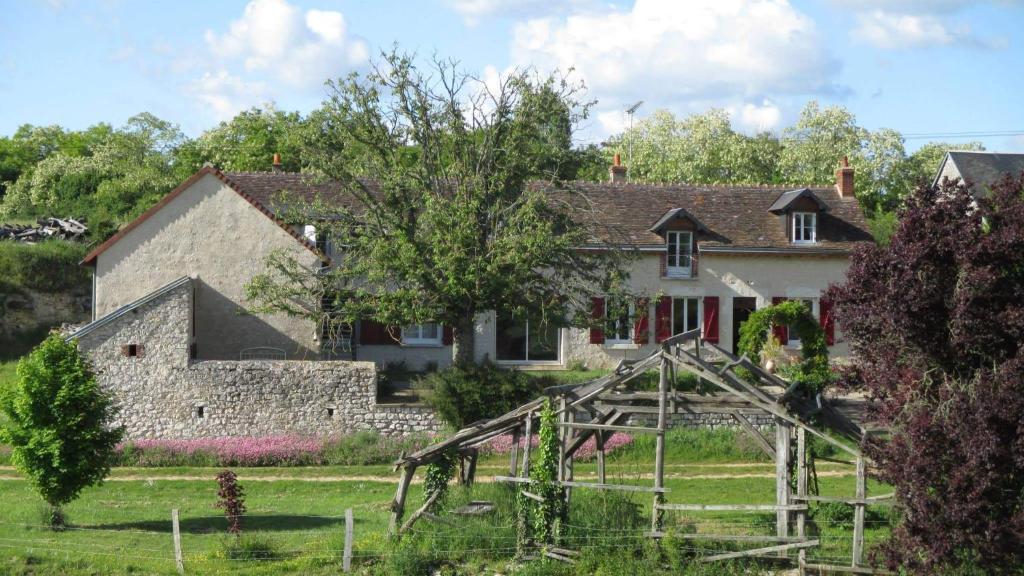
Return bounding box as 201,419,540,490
67,156,871,438
933,150,1024,196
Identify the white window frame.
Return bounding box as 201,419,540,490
671,297,701,336
787,299,817,348
792,212,817,244
666,231,694,277
401,323,442,346
604,299,634,345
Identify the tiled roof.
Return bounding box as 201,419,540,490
941,151,1024,194
226,171,872,252
85,168,873,267
534,181,871,251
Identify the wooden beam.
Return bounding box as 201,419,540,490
700,540,819,563
797,427,808,571
521,411,533,477
801,563,895,575
509,427,520,476
389,465,416,535
664,352,860,457
661,327,701,347
653,352,669,533
777,420,792,556
649,532,809,543
732,411,775,459
852,456,866,567
558,421,660,434
657,503,807,512
493,476,670,494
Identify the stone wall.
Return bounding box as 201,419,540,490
74,277,442,439
627,411,775,430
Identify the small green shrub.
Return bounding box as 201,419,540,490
811,501,854,530
0,335,123,525
418,361,550,429
217,534,278,560
0,240,89,293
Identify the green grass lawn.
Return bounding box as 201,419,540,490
0,445,891,575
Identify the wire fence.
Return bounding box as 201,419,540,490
0,484,895,574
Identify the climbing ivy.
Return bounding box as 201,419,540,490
737,300,833,394
516,398,566,552
422,449,456,510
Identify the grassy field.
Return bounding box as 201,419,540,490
0,430,892,575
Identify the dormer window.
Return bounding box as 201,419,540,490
792,212,817,244
666,231,693,277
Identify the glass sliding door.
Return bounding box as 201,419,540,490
496,312,560,363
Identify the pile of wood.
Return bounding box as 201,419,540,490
0,217,88,243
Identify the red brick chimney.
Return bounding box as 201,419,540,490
835,156,854,198
272,153,283,173
609,153,627,184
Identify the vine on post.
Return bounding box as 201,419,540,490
736,300,832,394
516,398,566,553
422,449,457,511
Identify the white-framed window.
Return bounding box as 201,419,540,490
672,297,700,336
605,298,634,344
788,299,815,347
401,323,441,346
666,231,694,277
792,212,817,244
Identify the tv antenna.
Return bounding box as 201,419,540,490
626,101,643,181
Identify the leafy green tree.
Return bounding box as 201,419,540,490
906,140,985,186
175,105,308,173
779,101,868,185
245,51,629,363
606,108,780,184
0,114,189,240
0,335,123,527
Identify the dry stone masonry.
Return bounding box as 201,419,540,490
71,278,441,439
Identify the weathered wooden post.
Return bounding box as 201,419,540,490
796,427,808,574
596,430,606,484
565,403,575,504
652,348,669,533
171,508,184,575
775,418,792,556
389,465,416,535
509,427,521,476
852,456,866,567
521,412,533,477
558,397,567,482
343,508,353,572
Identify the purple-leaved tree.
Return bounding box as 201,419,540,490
826,175,1024,573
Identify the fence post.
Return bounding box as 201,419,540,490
171,508,184,575
852,456,866,566
343,508,354,572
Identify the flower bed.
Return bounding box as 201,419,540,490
114,432,432,467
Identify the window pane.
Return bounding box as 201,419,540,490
423,323,439,339
496,313,527,361
528,320,559,361
686,298,699,332
667,233,678,267
672,298,685,336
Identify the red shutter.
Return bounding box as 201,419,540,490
702,296,719,343
771,297,788,343
633,298,650,344
820,298,835,346
360,320,398,345
589,297,605,344
655,296,672,343
442,325,454,346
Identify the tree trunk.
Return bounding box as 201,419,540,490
452,314,475,365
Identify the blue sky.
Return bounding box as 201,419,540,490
2,0,1023,151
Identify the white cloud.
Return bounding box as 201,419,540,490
185,70,268,122
446,0,593,26
511,0,839,102
184,0,369,120
729,100,783,133
853,10,976,49
509,0,838,140
203,0,367,87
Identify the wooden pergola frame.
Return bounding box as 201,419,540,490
391,330,890,574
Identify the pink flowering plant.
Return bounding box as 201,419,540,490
115,432,432,467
